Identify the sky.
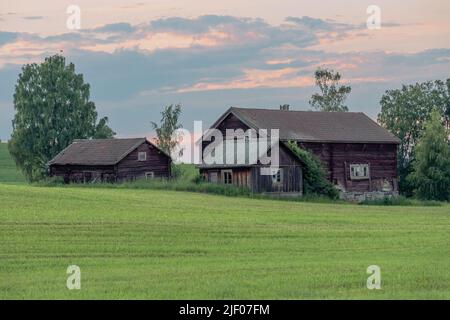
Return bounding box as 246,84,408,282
1,0,450,142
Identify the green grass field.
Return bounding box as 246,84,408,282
0,144,449,299
1,183,449,299
0,143,25,183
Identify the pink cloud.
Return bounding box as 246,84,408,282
178,68,315,92
177,64,390,93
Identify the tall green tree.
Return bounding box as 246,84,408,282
309,68,352,112
8,54,115,182
407,110,450,201
377,79,450,195
151,104,183,158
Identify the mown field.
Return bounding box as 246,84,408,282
0,144,449,299
0,183,449,299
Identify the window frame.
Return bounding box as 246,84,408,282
349,163,370,180
145,172,154,179
138,151,147,161
221,169,233,185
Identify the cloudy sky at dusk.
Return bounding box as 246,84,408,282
1,0,450,141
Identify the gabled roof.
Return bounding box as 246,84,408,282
48,138,165,166
207,107,400,144
197,139,305,169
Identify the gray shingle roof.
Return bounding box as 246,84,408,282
225,107,400,143
48,138,147,165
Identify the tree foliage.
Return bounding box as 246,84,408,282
286,141,339,199
151,104,183,158
377,79,450,195
94,117,116,139
309,68,352,112
8,54,115,182
407,110,450,201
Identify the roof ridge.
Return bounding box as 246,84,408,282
231,107,367,115
73,137,145,142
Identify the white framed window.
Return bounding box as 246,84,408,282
145,172,155,179
350,164,370,180
221,169,233,185
271,168,283,184
138,152,147,161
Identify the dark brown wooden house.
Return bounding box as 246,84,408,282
199,137,304,195
48,138,171,183
199,107,400,200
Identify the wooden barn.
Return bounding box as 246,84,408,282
200,137,304,195
48,138,171,183
199,107,400,200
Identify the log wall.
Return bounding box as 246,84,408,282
116,142,171,180
299,142,398,193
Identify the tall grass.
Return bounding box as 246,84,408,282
102,178,253,197
34,164,444,206
35,164,252,197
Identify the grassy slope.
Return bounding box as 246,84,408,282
0,143,25,183
0,184,449,299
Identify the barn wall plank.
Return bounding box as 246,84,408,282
117,142,171,180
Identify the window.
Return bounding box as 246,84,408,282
350,164,370,180
209,172,218,183
138,152,147,161
222,170,233,185
271,168,283,184
145,172,154,179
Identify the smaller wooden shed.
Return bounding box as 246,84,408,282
48,138,171,183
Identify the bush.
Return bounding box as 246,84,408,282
171,163,200,182
32,176,65,187
286,141,339,199
360,196,442,207
170,163,184,179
